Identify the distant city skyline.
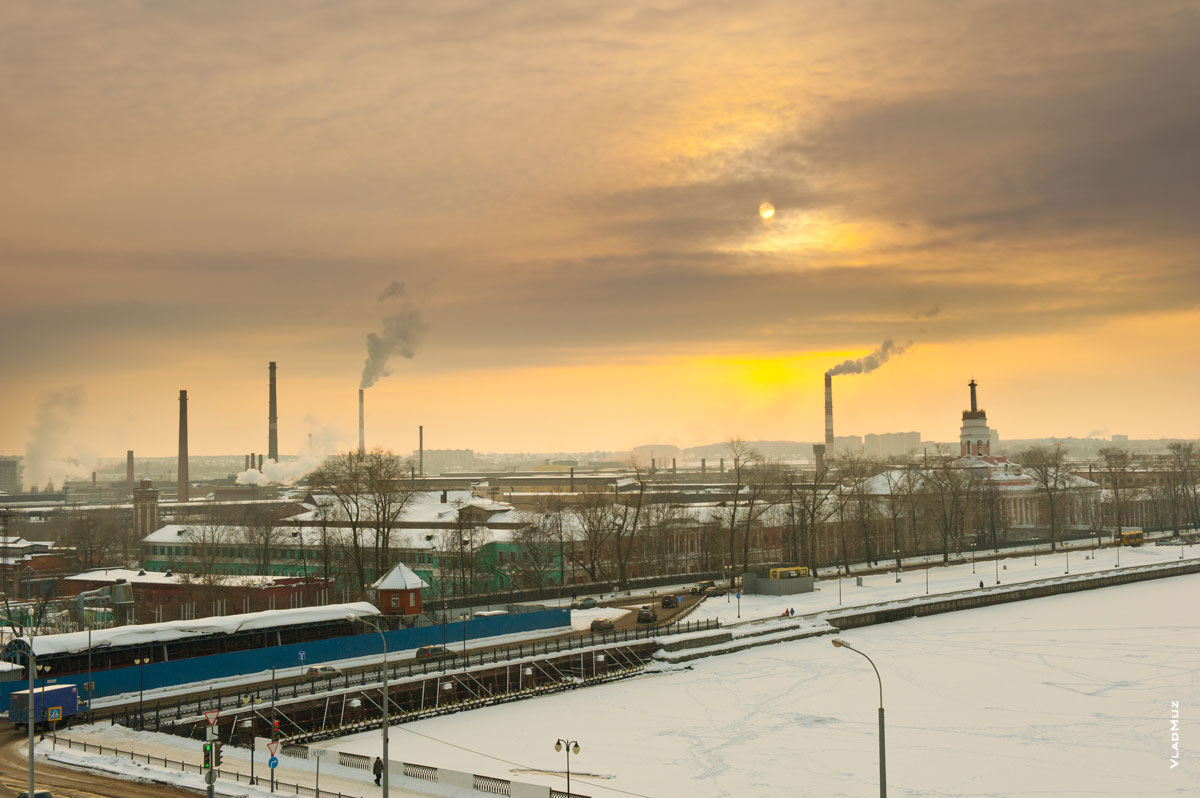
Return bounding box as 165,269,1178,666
3,2,1199,473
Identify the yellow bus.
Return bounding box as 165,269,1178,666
768,566,809,579
1115,529,1144,546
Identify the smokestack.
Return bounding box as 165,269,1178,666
358,389,365,455
258,454,264,471
245,455,250,471
91,471,96,487
419,425,424,476
720,457,725,473
969,379,978,413
268,361,279,462
178,390,189,503
824,373,835,454
569,467,575,492
813,444,826,475
701,458,706,475
251,452,257,471
126,450,134,490
672,457,677,475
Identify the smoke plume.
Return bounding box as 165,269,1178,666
24,386,88,490
825,338,912,377
360,282,429,389
236,415,340,486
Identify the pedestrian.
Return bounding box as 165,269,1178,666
373,756,384,786
979,580,984,589
789,608,795,617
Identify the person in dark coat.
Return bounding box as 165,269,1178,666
979,580,984,589
373,756,384,785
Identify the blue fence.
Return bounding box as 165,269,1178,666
0,608,569,714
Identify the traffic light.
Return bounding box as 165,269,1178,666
271,719,280,741
213,742,222,768
203,742,213,769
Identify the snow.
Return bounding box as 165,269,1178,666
568,608,632,631
11,602,380,657
321,573,1200,796
370,562,429,591
689,540,1200,625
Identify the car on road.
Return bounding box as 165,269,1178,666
305,665,342,679
589,618,616,633
636,605,658,623
415,645,458,661
690,580,717,595
660,595,680,609
571,597,598,609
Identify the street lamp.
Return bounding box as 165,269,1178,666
892,548,901,583
969,542,976,575
554,738,581,796
1033,536,1038,566
353,615,390,798
290,531,310,605
1064,546,1070,575
994,550,1000,585
831,639,886,797
133,656,150,729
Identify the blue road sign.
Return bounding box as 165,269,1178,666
736,592,741,599
298,650,306,662
268,756,279,769
47,707,62,721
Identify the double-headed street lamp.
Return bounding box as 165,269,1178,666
554,738,581,796
354,615,390,798
831,639,886,798
133,656,151,729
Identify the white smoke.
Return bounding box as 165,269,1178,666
24,386,91,490
234,416,340,486
826,338,912,377
360,281,429,390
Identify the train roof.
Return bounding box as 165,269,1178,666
5,602,380,658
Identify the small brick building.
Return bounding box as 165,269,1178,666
370,562,428,616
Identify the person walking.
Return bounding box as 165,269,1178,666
373,756,384,786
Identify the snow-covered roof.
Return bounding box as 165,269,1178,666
371,562,429,591
63,568,284,588
7,602,381,658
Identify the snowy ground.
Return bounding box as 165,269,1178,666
569,608,632,630
320,573,1199,797
689,540,1200,626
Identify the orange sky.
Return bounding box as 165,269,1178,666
3,1,1199,477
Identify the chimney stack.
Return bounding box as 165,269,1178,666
268,361,279,462
701,458,706,475
419,425,424,476
91,471,97,487
813,444,826,475
251,452,257,471
258,454,264,471
358,389,365,455
245,455,250,471
126,450,135,490
824,373,835,454
569,466,575,492
178,389,189,503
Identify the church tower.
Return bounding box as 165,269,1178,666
960,379,992,456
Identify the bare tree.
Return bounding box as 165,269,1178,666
1166,442,1200,532
1098,447,1133,535
362,449,417,577
570,492,617,583
509,517,560,590
719,438,760,587
240,506,284,575
1018,443,1072,550
922,457,974,563
184,521,232,581
309,452,369,590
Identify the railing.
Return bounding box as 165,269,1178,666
101,616,721,732
474,774,511,795
404,762,438,781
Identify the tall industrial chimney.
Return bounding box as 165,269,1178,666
257,454,264,471
824,373,835,454
126,450,134,490
178,390,189,503
419,425,424,476
813,444,826,475
358,389,365,455
245,455,250,471
268,361,279,462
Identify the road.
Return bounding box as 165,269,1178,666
0,724,198,798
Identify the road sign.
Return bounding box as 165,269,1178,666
47,707,62,721
736,592,741,599
204,709,220,725
311,749,327,758
205,769,217,785
206,724,218,741
298,650,306,662
267,741,279,756
268,756,279,769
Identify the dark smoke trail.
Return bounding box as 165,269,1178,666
360,283,429,389
825,338,911,377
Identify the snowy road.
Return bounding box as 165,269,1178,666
322,572,1199,797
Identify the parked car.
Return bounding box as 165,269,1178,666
660,595,680,609
415,645,458,661
690,580,717,595
589,618,616,633
636,606,658,623
17,791,53,798
571,597,598,609
305,665,343,679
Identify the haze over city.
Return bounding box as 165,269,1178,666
3,0,1199,469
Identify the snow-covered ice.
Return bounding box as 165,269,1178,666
320,573,1200,797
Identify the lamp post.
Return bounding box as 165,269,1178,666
26,646,37,798
893,548,901,583
133,656,150,729
924,564,928,595
831,638,886,797
554,738,581,797
355,615,390,798
1064,546,1070,575
290,530,310,606
994,550,1000,585
1033,536,1038,566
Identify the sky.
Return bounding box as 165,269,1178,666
3,1,1200,472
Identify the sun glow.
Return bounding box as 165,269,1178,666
759,201,775,219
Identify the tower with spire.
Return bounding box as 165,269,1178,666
960,379,992,457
